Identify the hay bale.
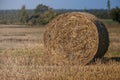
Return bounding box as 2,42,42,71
44,12,109,65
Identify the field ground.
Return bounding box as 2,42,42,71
0,24,120,80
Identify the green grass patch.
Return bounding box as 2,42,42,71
101,19,119,25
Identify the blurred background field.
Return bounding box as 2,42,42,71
0,24,119,80
101,19,119,25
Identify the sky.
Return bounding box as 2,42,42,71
0,0,120,10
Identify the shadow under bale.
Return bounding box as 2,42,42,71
44,12,109,65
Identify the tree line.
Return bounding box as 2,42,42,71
0,3,120,25
19,3,120,24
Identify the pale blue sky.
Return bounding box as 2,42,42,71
0,0,120,10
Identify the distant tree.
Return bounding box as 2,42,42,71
29,4,57,25
107,0,111,11
107,0,111,18
19,5,29,24
39,10,57,25
34,4,51,14
110,7,120,23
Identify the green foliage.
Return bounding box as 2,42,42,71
34,4,51,14
110,7,120,23
19,5,29,24
28,4,57,25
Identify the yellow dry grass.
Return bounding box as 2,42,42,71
0,25,120,80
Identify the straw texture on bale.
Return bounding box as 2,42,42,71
44,12,109,65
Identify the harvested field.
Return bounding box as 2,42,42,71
0,24,119,80
44,12,109,65
0,27,44,50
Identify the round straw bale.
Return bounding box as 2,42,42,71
44,12,109,65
